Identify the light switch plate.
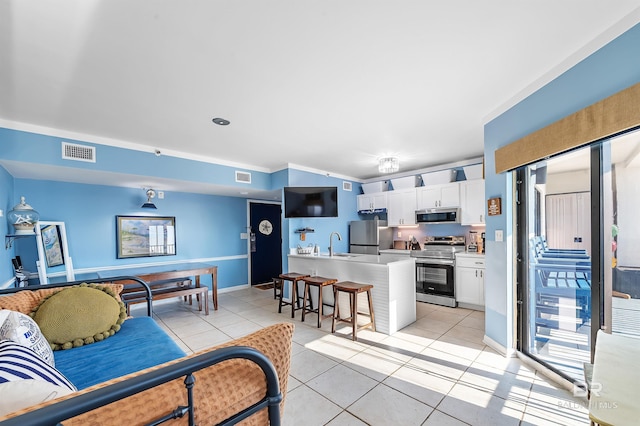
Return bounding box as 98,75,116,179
495,230,503,242
240,232,248,239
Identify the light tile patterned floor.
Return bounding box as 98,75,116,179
133,286,590,426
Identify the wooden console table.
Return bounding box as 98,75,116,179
98,263,218,311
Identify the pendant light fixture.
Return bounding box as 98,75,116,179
142,189,157,209
378,157,399,173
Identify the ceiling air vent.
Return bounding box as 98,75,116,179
235,171,251,184
61,142,96,163
343,181,352,191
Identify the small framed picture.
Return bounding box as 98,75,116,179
41,224,64,267
116,216,176,259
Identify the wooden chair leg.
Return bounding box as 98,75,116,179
314,285,319,328
278,283,285,314
351,292,357,341
292,281,300,319
301,283,310,322
331,287,338,333
367,289,376,332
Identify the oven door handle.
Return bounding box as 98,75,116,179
415,259,455,266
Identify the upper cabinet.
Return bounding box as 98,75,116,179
357,192,388,212
460,179,485,225
387,188,417,226
416,182,460,209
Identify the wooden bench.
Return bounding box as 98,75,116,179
121,278,209,315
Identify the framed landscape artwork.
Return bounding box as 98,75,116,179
116,216,176,259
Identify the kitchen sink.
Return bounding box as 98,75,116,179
333,253,359,258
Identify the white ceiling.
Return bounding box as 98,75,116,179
2,1,640,192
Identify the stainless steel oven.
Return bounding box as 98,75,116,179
411,236,465,307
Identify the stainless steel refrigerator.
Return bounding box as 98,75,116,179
349,219,393,254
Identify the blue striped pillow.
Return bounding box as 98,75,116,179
0,340,76,391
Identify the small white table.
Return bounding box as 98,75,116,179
589,330,640,425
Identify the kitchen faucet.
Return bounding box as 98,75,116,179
329,231,342,257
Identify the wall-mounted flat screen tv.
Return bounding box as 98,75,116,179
284,186,338,218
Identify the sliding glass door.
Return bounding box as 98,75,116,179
518,146,593,382
517,128,640,383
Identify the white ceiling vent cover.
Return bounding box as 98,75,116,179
235,171,251,184
343,181,352,191
62,142,96,163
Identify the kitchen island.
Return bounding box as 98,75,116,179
288,253,416,334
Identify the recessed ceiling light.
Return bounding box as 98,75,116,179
240,191,249,195
212,117,230,126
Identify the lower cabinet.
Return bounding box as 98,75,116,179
455,254,485,310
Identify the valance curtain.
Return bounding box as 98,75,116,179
494,82,640,174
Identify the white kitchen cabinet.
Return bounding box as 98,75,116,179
460,179,485,225
387,188,417,226
357,192,388,212
416,182,460,209
455,254,485,309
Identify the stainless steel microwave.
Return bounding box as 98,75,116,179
415,208,460,224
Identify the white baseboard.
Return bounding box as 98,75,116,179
0,277,16,290
483,334,516,358
218,283,250,293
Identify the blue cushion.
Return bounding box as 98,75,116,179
54,317,186,390
0,340,76,391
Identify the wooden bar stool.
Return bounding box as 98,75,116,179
278,273,311,318
331,281,375,341
301,276,338,328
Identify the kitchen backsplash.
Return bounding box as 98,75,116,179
393,224,485,245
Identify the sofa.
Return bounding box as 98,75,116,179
0,278,294,425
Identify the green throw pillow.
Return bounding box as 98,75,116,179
31,284,127,351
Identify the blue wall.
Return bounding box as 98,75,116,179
0,128,273,191
282,169,360,271
483,23,640,349
11,179,249,290
0,129,364,289
0,167,14,285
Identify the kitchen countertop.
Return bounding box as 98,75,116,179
288,253,414,265
456,252,486,258
379,249,412,255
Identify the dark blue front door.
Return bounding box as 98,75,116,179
250,202,282,285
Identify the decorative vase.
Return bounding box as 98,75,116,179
8,196,40,235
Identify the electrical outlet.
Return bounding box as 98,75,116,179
240,232,248,239
397,231,402,238
157,191,164,199
495,230,503,242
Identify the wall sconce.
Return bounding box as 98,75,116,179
142,189,157,209
378,157,399,173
